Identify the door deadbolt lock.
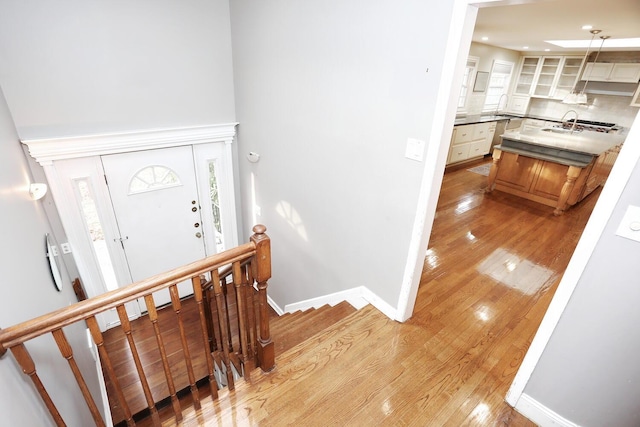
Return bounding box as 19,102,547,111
195,232,202,238
192,200,196,204
194,222,200,228
192,207,197,212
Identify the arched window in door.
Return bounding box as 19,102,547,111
128,165,181,194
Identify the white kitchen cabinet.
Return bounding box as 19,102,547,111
554,56,585,99
581,63,640,83
512,56,584,99
532,56,562,97
505,95,530,115
447,122,496,165
513,57,541,95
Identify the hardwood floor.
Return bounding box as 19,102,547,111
110,158,599,425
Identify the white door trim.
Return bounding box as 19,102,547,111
395,0,478,322
23,123,238,165
396,0,640,410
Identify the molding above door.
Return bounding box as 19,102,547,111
22,123,239,165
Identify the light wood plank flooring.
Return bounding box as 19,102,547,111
126,159,600,426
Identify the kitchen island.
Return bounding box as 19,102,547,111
486,128,625,215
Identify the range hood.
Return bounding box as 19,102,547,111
575,80,638,97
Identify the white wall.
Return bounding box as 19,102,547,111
469,42,521,74
465,42,521,114
229,0,455,309
521,120,640,426
0,86,103,426
0,0,236,139
0,2,238,423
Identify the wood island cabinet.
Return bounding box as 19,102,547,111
487,141,621,215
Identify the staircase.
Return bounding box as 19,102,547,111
270,302,357,356
0,225,377,426
135,301,361,426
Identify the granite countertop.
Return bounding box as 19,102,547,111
453,114,515,126
454,114,623,132
500,128,625,156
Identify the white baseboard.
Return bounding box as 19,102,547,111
359,287,397,319
267,294,284,316
281,286,397,320
515,393,580,427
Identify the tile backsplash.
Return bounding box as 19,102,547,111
528,95,639,133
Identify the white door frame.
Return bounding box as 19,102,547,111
396,0,640,408
23,123,239,330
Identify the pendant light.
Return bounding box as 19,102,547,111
563,29,600,104
576,34,610,104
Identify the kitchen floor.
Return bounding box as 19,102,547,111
408,159,600,424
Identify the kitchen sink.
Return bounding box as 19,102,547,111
541,127,579,134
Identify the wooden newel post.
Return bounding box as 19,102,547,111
250,224,275,371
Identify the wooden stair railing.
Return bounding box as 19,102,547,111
0,225,274,427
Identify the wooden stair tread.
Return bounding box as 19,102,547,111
157,304,383,425
269,302,357,354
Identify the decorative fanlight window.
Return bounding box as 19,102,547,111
128,165,182,194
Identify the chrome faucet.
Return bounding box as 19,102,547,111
495,94,509,116
560,110,579,133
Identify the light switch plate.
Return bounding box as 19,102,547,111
405,138,425,162
615,205,640,243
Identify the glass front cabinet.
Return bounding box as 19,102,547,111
512,55,584,100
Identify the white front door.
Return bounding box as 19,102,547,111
102,146,206,309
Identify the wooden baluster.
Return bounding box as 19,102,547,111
169,285,201,409
0,327,6,357
192,275,218,399
86,316,135,427
222,276,234,353
250,224,275,371
10,343,65,426
212,270,235,390
51,328,105,427
144,294,182,422
233,261,252,380
244,264,258,367
201,276,217,352
211,279,225,358
115,305,160,425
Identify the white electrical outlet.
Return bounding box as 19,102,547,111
60,243,72,254
616,205,640,243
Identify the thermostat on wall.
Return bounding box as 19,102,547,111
247,152,260,163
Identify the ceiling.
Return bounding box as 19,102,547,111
473,0,640,53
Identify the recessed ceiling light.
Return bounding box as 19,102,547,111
582,25,593,30
546,37,640,49
482,36,489,41
544,49,550,52
523,46,529,49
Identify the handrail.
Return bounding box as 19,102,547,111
0,224,274,426
0,242,255,352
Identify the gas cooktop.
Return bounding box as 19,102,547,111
574,119,616,128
